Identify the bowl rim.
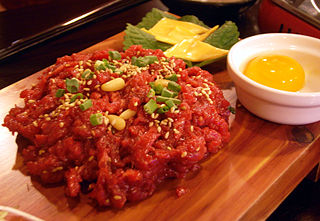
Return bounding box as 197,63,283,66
227,33,320,99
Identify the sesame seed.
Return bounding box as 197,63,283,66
86,62,91,66
157,126,162,133
88,156,94,161
196,147,200,152
134,102,138,107
113,195,122,200
181,151,187,158
167,146,172,150
28,100,36,104
83,88,90,91
190,125,194,132
149,122,154,127
87,80,92,85
59,122,64,128
165,131,170,139
38,150,45,155
173,129,180,134
32,121,38,127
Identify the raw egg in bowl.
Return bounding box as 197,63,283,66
227,33,320,125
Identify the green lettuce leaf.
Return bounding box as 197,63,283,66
178,15,209,28
123,24,172,51
136,8,177,29
204,21,240,50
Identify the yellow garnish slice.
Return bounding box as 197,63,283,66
164,38,228,62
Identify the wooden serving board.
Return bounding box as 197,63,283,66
1,31,320,221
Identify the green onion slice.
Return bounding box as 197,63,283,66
55,89,65,98
109,51,121,60
161,88,175,98
165,74,178,82
165,99,176,109
94,60,106,71
103,59,116,71
65,78,80,93
70,93,83,103
79,99,92,111
167,81,181,92
90,113,103,126
156,96,181,105
149,82,163,94
82,69,94,80
147,89,156,98
157,105,169,114
144,99,158,114
131,56,158,67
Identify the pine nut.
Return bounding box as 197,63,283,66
119,109,136,120
101,78,125,92
107,115,126,130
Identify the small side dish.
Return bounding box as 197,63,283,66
3,45,231,208
227,33,320,125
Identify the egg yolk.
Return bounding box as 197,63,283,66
244,55,305,92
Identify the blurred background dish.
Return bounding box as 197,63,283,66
160,0,257,25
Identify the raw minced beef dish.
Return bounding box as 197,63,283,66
3,45,231,208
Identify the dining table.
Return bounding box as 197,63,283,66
0,0,319,220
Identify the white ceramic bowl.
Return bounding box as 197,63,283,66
227,33,320,125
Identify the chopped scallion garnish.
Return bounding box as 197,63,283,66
55,89,65,98
144,99,158,114
165,99,176,109
165,74,178,82
82,69,94,80
94,60,106,71
90,113,103,126
161,88,174,98
149,82,163,94
156,96,181,104
167,81,181,92
70,93,83,103
131,56,158,67
65,78,80,93
157,105,169,114
147,88,156,98
109,51,121,60
103,59,116,71
79,99,92,111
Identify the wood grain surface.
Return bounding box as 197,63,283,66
1,30,320,221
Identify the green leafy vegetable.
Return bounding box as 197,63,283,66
124,9,240,67
123,24,172,51
204,21,239,50
136,8,177,29
178,15,209,28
